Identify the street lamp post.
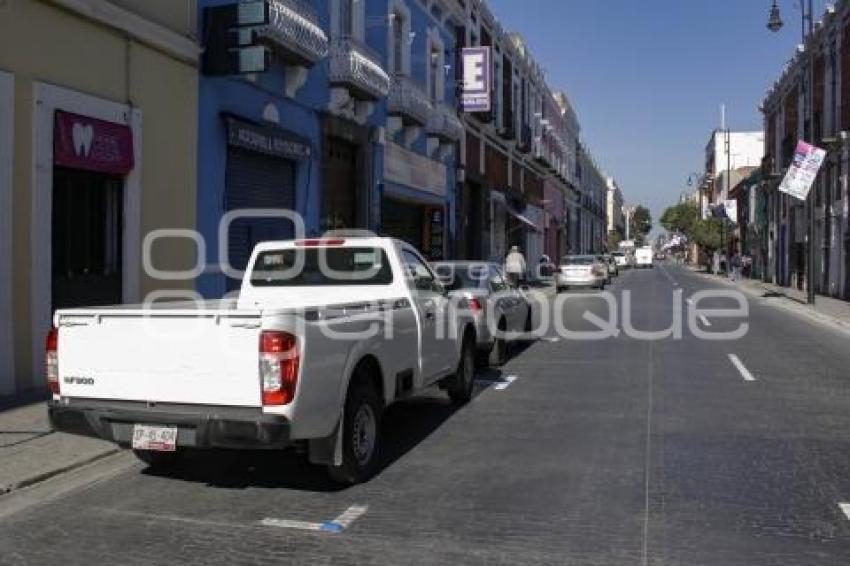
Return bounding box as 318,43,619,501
767,0,816,305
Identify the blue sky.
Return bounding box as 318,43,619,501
487,0,828,229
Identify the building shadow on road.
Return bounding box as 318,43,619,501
139,368,509,492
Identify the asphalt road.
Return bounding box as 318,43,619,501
2,265,850,565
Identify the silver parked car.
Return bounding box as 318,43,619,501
433,261,532,367
556,255,608,291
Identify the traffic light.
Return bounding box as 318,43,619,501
202,1,271,76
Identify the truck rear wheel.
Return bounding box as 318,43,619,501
448,335,475,405
328,380,382,485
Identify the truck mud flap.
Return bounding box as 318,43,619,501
308,418,343,466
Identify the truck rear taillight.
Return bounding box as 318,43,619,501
46,327,59,395
259,331,299,406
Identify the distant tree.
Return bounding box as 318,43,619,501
630,205,652,245
607,231,623,251
660,202,699,235
660,201,730,256
691,217,730,252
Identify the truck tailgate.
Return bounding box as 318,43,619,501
57,312,263,407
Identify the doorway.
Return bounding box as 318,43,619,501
51,167,123,311
321,136,358,231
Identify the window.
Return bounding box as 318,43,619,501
340,0,354,37
392,11,405,74
429,49,439,100
402,249,441,293
434,263,489,290
562,255,596,265
488,267,509,292
250,248,394,287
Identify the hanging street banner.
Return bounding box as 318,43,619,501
461,47,491,112
777,140,827,201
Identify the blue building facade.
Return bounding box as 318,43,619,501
195,0,464,297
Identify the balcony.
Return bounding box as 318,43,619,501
329,37,390,101
426,103,465,143
498,110,516,140
388,75,432,126
256,0,329,67
517,125,532,153
534,144,551,167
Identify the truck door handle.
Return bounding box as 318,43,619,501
425,311,435,320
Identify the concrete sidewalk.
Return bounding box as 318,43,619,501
0,400,117,495
690,266,850,332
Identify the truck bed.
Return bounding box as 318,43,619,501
56,302,266,407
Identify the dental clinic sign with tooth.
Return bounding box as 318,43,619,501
53,110,134,175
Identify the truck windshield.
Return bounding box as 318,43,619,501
251,247,394,287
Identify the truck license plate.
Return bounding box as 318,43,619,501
132,424,178,452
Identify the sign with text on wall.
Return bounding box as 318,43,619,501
424,207,445,261
53,110,134,176
778,140,826,201
461,47,491,113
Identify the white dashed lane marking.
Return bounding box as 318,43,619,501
728,354,756,382
839,503,850,521
494,375,518,390
476,374,519,391
260,518,325,531
261,505,368,533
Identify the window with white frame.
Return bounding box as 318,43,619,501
388,1,411,75
340,0,354,36
393,13,405,74
427,29,445,102
332,0,364,40
388,0,415,75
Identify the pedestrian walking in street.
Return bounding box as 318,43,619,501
539,254,553,278
729,252,742,282
505,246,527,286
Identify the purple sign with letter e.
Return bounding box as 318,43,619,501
461,47,491,113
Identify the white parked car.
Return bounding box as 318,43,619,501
556,255,608,291
47,237,476,484
612,252,629,269
635,246,654,269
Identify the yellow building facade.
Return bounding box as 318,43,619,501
0,0,199,396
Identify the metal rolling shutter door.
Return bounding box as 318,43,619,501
224,148,296,290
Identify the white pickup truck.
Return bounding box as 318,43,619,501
48,237,477,484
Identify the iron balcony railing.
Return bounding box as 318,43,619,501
329,37,390,100
426,102,464,142
387,74,432,126
534,138,552,167
256,0,329,67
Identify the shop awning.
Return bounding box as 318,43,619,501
506,203,541,232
